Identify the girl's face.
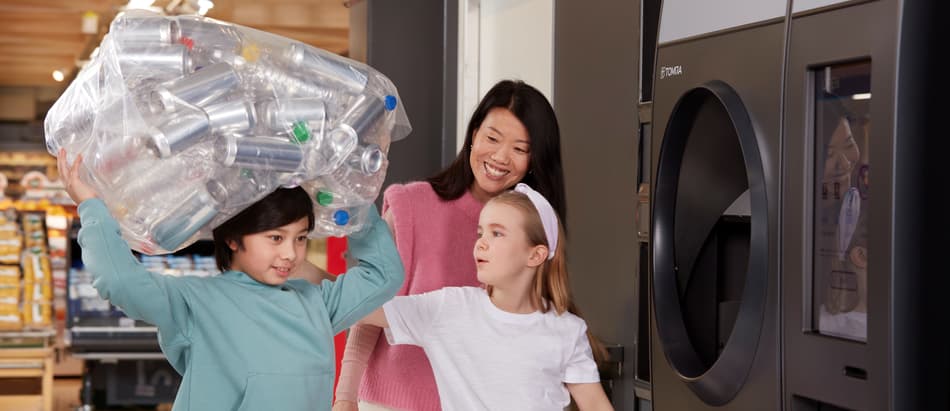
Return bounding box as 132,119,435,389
228,217,310,286
469,108,532,203
474,202,546,287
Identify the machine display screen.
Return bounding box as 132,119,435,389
812,60,871,342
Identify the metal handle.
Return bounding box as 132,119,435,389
636,183,650,241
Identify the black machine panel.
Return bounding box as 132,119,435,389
646,1,947,410
653,81,766,405
649,21,784,411
779,1,940,409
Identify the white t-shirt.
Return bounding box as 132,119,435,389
382,286,600,411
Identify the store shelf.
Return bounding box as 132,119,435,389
0,331,54,411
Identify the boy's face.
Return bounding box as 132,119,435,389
473,202,545,287
228,217,310,286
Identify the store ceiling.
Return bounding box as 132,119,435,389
0,0,350,124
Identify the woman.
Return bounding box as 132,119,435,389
333,79,567,411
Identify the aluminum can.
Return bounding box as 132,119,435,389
151,62,240,112
111,16,180,44
116,44,193,79
326,94,386,151
260,98,327,132
346,143,385,175
204,100,256,134
148,111,212,158
150,188,219,252
283,42,368,94
216,136,304,173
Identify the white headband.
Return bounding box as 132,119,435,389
513,183,558,260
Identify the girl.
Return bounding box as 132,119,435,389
330,79,570,411
359,184,612,411
57,149,404,411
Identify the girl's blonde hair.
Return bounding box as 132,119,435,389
486,190,608,365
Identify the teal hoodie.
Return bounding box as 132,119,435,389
77,199,404,411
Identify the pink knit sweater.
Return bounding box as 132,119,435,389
336,182,483,411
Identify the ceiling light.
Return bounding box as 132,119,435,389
198,0,214,15
52,70,65,82
81,11,99,34
851,93,871,101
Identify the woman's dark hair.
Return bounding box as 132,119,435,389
212,186,315,271
817,92,855,183
818,92,852,144
426,79,568,226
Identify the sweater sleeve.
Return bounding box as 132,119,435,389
381,183,415,297
334,323,382,402
76,199,193,370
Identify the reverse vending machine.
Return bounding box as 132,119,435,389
647,0,944,410
649,1,785,409
781,1,943,410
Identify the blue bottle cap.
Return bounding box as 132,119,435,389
384,95,397,111
333,209,350,226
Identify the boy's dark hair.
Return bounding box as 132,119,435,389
426,79,568,228
212,186,315,271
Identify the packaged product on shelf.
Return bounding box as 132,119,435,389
0,267,19,310
0,283,20,308
139,253,218,278
22,249,53,329
193,255,218,275
0,265,19,286
0,281,18,298
23,276,53,302
22,251,54,328
45,206,72,322
22,301,52,328
22,252,52,289
0,307,21,330
0,240,20,265
21,212,48,254
0,265,21,330
0,265,19,293
0,284,17,296
0,215,21,265
69,267,113,316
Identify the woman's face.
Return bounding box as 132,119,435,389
469,108,531,202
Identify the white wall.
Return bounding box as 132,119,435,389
658,0,786,44
457,0,554,151
792,0,852,13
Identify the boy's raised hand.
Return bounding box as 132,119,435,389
56,148,98,205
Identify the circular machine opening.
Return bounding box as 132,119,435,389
652,81,768,406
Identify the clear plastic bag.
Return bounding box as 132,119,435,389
45,10,411,254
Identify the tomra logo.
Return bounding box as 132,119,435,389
659,65,683,79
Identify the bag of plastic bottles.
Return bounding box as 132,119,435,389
44,10,411,254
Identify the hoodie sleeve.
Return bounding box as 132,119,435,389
77,198,193,370
319,205,405,334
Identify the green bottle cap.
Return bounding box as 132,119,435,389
292,121,310,143
316,191,334,206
